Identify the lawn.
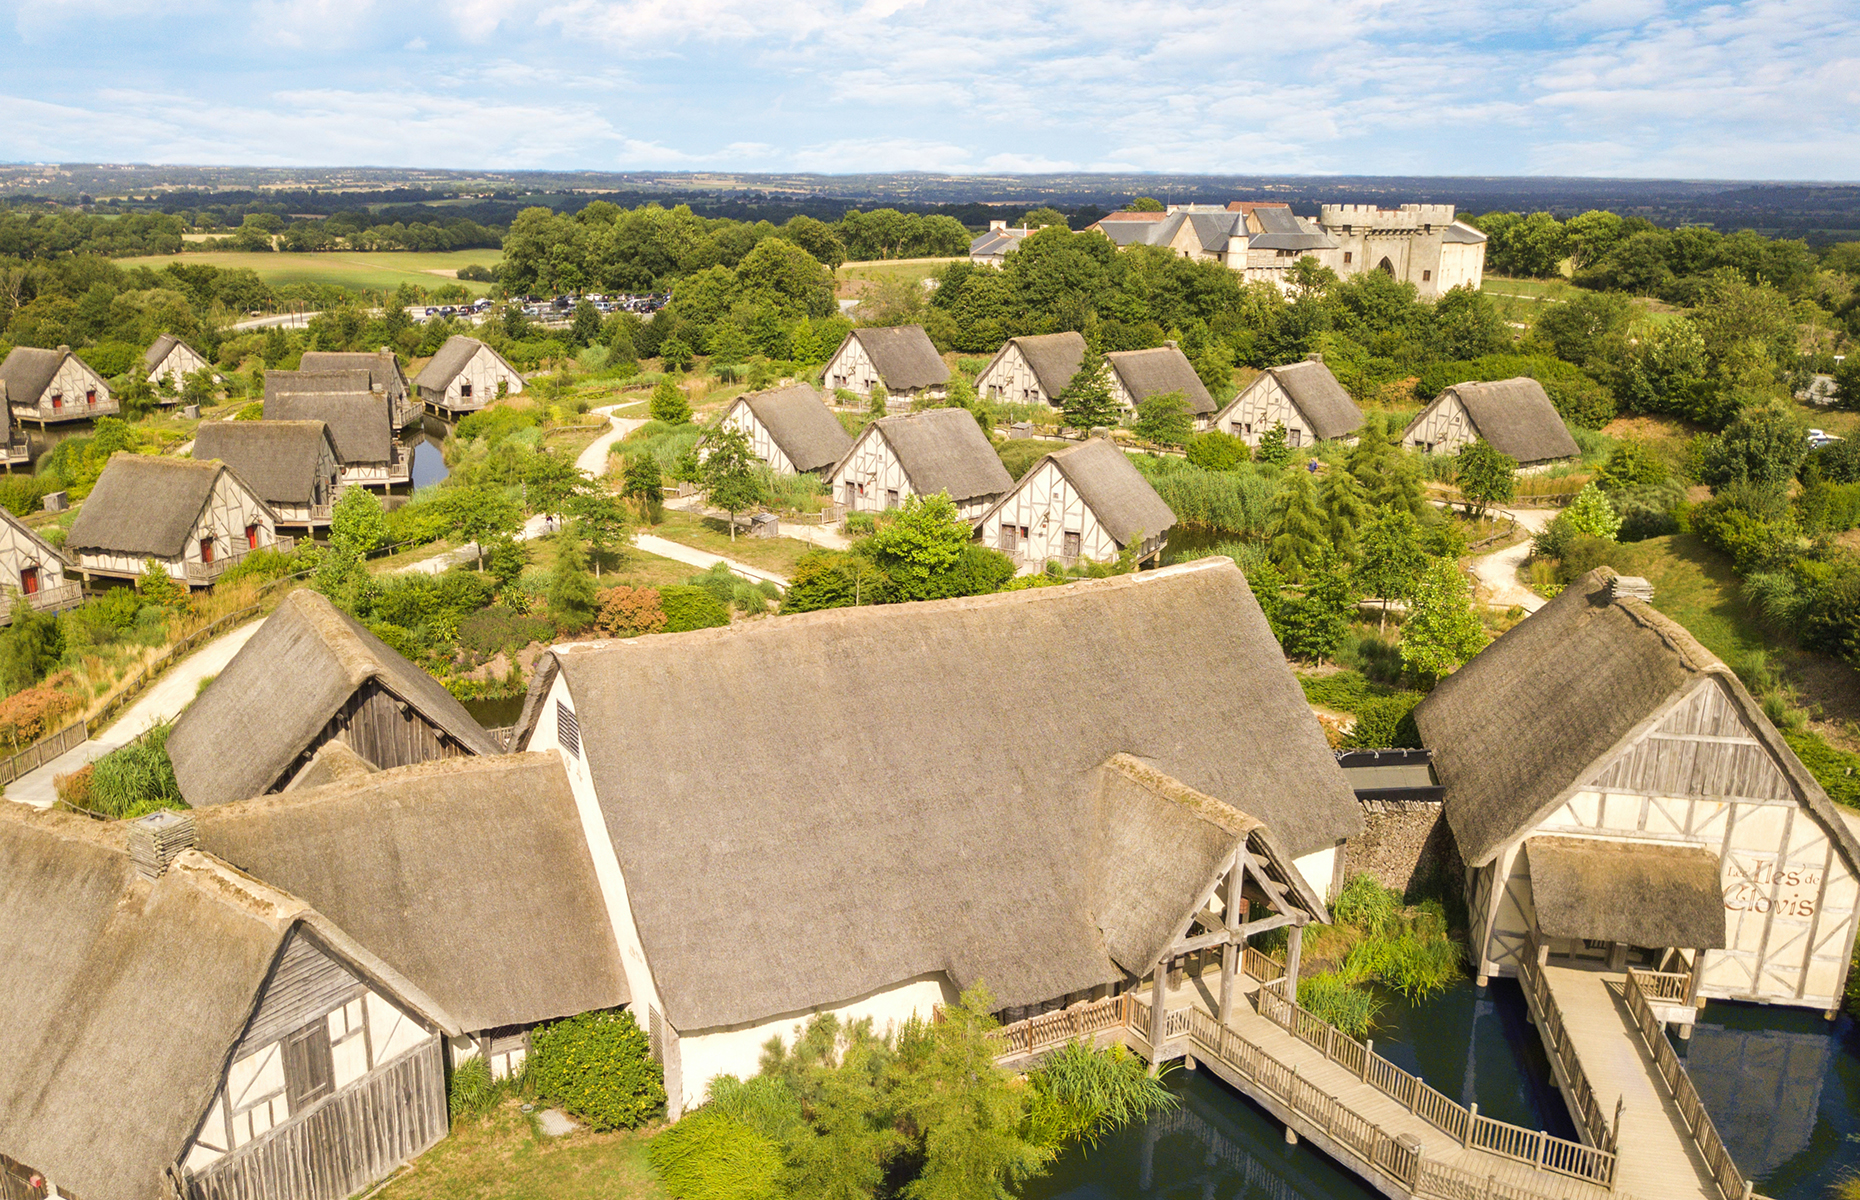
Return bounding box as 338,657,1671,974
646,510,815,577
114,249,503,296
374,1102,665,1200
837,256,962,286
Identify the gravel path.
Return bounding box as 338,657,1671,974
1469,507,1557,613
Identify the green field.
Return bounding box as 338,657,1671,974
837,257,961,286
115,249,503,296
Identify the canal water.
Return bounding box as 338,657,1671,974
1026,982,1860,1200
407,416,450,489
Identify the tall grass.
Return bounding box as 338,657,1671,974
1130,456,1279,536
617,419,702,478
85,720,185,819
1029,1040,1178,1148
1298,971,1385,1039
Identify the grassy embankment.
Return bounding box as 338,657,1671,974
374,1101,665,1200
113,249,503,296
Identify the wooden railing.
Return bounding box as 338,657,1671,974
185,537,297,586
1243,945,1286,983
0,719,87,787
1630,968,1692,1005
0,581,84,624
1622,971,1751,1200
1516,936,1620,1156
1257,976,1616,1188
985,992,1131,1061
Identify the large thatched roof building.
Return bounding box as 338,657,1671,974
263,376,405,487
300,348,415,428
412,336,523,415
144,333,211,396
169,589,501,808
975,332,1087,407
1210,356,1363,449
0,344,117,424
512,558,1360,1111
65,455,283,588
0,806,454,1200
717,382,852,476
192,420,341,526
1402,377,1579,466
195,754,628,1076
1105,346,1217,420
975,436,1177,571
823,326,950,402
1413,567,1860,1012
826,407,1014,521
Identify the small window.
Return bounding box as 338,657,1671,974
200,538,215,564
885,489,899,510
19,566,38,596
1019,526,1029,542
459,381,473,399
556,699,580,759
1422,270,1432,282
1063,531,1081,558
1343,251,1353,265
246,524,259,549
1243,423,1253,436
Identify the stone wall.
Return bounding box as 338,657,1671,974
1341,799,1463,903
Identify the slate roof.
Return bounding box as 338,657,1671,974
66,455,257,558
1247,206,1339,251
168,589,502,808
511,559,1361,1031
845,326,951,391
734,383,852,473
192,420,338,505
1106,346,1216,415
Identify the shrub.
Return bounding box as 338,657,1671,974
1185,430,1250,471
595,585,666,636
86,720,185,819
0,673,78,747
995,438,1070,481
456,404,544,443
660,585,732,632
1562,482,1622,539
1341,693,1424,749
234,401,264,420
55,763,93,810
218,546,309,587
646,1107,784,1200
457,606,555,656
1028,1040,1177,1149
528,1010,665,1131
0,474,59,517
1131,457,1278,536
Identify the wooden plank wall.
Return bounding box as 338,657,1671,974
287,682,471,785
236,931,367,1058
0,1152,51,1200
186,1039,446,1200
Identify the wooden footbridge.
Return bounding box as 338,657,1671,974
991,945,1765,1200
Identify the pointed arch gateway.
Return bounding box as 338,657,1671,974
1376,256,1395,276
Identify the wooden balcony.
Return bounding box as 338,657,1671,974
185,536,297,587
0,580,82,623
0,438,29,467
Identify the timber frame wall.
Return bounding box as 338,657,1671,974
275,680,479,793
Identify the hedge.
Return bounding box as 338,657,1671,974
660,585,731,632
528,1010,664,1130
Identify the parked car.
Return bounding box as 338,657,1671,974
1808,428,1845,448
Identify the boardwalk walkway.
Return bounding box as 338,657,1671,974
1536,966,1720,1200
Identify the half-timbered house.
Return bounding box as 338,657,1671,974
822,326,950,405
300,348,416,429
413,336,524,417
264,376,409,488
825,407,1013,521
1209,356,1363,449
975,332,1087,407
144,333,212,397
193,421,342,529
1414,568,1860,1016
717,383,852,477
66,455,285,588
196,754,630,1083
0,345,118,425
1402,377,1578,468
0,805,455,1200
510,559,1362,1113
168,589,501,808
975,436,1176,571
1105,346,1217,426
0,507,78,624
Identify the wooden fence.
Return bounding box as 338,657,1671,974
1622,970,1752,1200
985,992,1131,1061
1515,938,1620,1156
1256,976,1617,1188
0,720,88,787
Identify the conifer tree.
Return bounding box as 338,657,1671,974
1268,469,1328,578
1319,467,1372,558
650,379,691,425
137,560,189,610
1057,351,1121,432
549,531,600,632
1256,422,1293,466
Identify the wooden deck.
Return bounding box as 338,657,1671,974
1535,965,1719,1200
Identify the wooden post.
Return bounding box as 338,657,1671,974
1285,921,1305,1009
1463,1102,1478,1149
1147,962,1167,1077
1361,1038,1373,1081
1219,857,1243,1029
1685,949,1704,1009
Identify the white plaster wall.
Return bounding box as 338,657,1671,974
828,427,913,514
721,401,799,476
1294,847,1337,904
1210,374,1311,448
0,519,65,594
23,356,116,420
976,459,1120,571
1404,393,1475,456
825,336,881,396
152,343,209,391
448,346,524,406
679,974,958,1113
977,343,1052,405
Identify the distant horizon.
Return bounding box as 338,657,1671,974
3,0,1854,181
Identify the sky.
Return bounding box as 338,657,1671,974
1,0,1856,179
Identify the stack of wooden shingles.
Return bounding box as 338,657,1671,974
127,809,197,879
1608,575,1655,604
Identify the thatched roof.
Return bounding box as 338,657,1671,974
169,589,501,808
1422,378,1578,464
1414,568,1860,875
0,345,87,407
514,558,1360,1030
143,333,203,372
1268,360,1363,440
736,383,852,473
850,408,1013,503
414,336,513,391
265,368,372,400
990,332,1087,397
1526,836,1726,949
66,455,260,557
980,438,1175,548
285,739,380,791
195,755,628,1033
264,387,393,464
1106,347,1216,415
192,420,338,504
847,326,950,391
300,349,406,396
0,807,452,1200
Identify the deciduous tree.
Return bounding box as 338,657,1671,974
701,426,763,541
1452,439,1517,518
1400,559,1486,683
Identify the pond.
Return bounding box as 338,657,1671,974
407,418,450,489
1026,984,1860,1200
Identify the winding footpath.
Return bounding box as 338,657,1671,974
1470,506,1558,613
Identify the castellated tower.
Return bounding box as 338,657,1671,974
1316,204,1487,298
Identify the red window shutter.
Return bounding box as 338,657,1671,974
246,524,259,549
200,538,214,564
